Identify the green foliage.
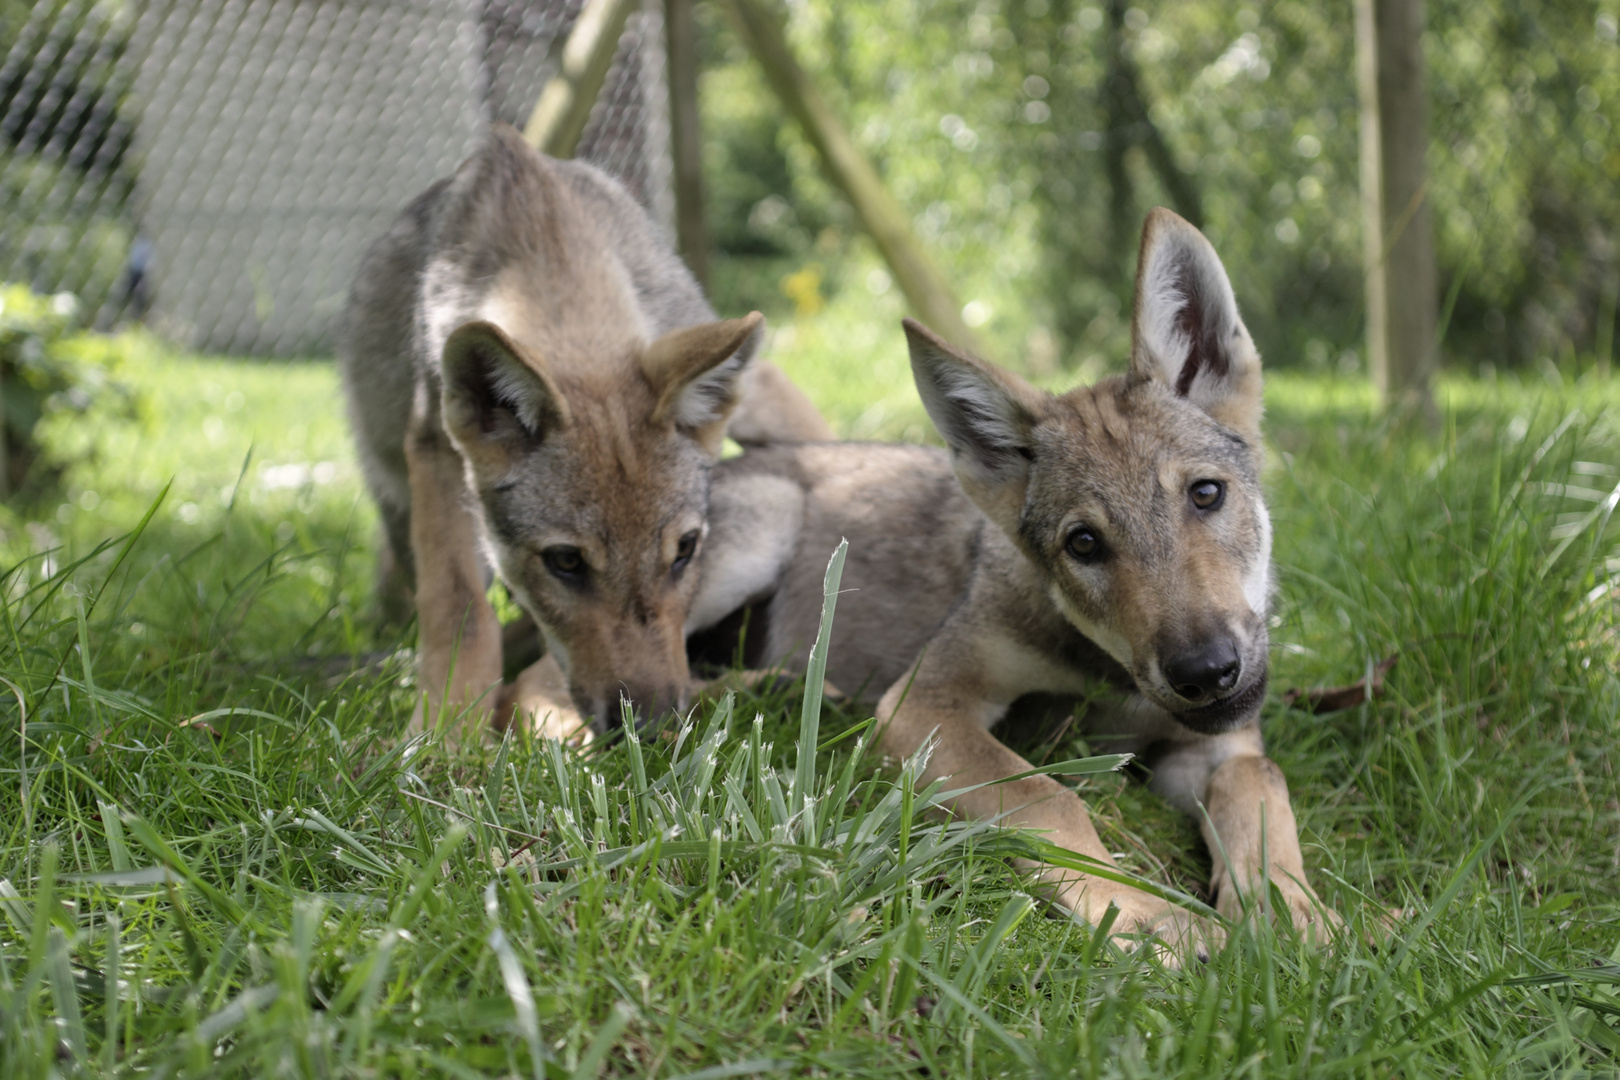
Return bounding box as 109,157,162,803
0,283,140,498
0,0,136,320
697,0,1619,376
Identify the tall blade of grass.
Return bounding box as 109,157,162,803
1538,476,1620,579
46,926,87,1066
570,1001,630,1080
667,1059,794,1080
983,754,1134,785
795,539,847,839
97,799,132,872
191,984,279,1049
0,879,30,938
486,882,547,1080
1,678,29,863
102,909,121,1073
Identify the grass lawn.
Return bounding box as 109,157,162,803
1,322,1618,1077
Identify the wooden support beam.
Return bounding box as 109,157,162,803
666,0,709,287
524,0,641,158
719,0,983,354
1356,0,1438,418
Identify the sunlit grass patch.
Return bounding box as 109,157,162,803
0,336,1615,1075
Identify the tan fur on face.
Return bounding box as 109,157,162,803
1022,375,1271,715
471,367,714,727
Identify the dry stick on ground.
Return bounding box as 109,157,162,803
1283,654,1399,714
524,0,642,157
720,0,985,355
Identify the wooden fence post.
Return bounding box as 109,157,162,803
1356,0,1438,418
524,0,641,158
666,0,709,287
719,0,984,354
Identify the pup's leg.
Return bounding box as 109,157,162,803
375,498,416,627
1149,732,1342,940
727,360,834,442
404,414,501,743
497,655,591,743
877,671,1210,960
1200,754,1342,939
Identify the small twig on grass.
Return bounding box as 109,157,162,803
1283,654,1399,714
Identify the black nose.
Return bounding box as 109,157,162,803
1163,639,1241,702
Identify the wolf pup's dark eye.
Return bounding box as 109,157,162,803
542,546,586,581
1065,526,1101,562
672,529,700,573
1190,480,1225,511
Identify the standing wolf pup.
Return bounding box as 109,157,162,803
340,125,829,738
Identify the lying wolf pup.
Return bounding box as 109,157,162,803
874,209,1341,949
341,124,828,738
693,209,1338,954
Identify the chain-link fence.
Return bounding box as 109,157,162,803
1,0,672,354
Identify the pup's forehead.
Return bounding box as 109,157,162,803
1025,377,1258,522
1045,376,1256,463
558,414,711,524
483,406,710,552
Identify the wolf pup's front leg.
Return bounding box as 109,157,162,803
877,637,1213,961
1200,752,1342,939
496,653,589,742
404,390,502,741
1146,729,1342,941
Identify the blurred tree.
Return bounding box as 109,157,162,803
695,0,1617,375
722,0,982,351
1101,0,1203,272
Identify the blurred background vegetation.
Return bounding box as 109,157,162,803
0,0,1614,464
698,0,1618,382
0,0,133,322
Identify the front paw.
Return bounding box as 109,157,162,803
497,682,590,744
1218,874,1343,943
1064,883,1222,967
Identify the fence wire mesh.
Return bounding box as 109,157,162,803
1,0,671,354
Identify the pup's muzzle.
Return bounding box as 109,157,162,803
1163,637,1242,704
578,681,690,734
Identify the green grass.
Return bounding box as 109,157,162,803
0,333,1618,1076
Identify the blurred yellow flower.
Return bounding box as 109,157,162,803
780,264,825,318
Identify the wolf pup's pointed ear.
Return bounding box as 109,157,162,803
905,318,1045,510
1129,208,1263,439
441,321,568,452
642,312,764,452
